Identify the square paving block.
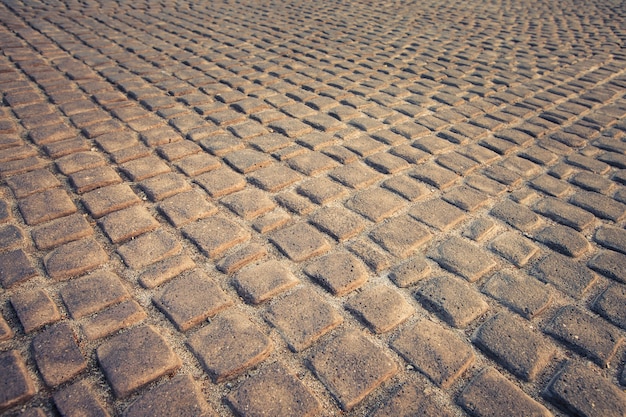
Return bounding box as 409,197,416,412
97,325,181,398
221,188,276,219
32,322,86,387
270,222,330,262
0,350,36,412
159,191,217,227
18,188,77,226
182,216,250,259
345,188,406,223
346,285,414,333
304,251,368,296
60,271,129,319
0,249,38,288
370,215,432,258
233,260,298,305
11,289,61,333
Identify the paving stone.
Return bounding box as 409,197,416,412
32,322,86,387
265,287,343,352
11,289,61,333
234,260,299,305
410,162,460,190
247,164,301,192
0,249,38,288
308,206,365,242
409,198,467,232
392,317,474,387
18,188,77,226
70,166,122,194
29,123,76,145
346,284,414,333
275,190,315,215
158,190,217,227
195,167,246,197
463,217,497,242
216,243,268,274
490,231,539,267
566,154,610,174
124,374,216,417
82,300,147,341
534,225,590,258
227,361,320,417
474,312,556,381
0,200,11,224
60,271,129,319
118,230,182,270
372,381,455,417
388,256,431,288
532,253,598,299
44,238,108,280
31,212,93,250
570,190,626,222
120,156,171,181
532,197,595,231
139,172,192,201
0,314,12,341
490,199,542,232
297,176,348,205
0,224,23,251
369,215,431,258
433,236,496,282
175,153,221,177
6,168,61,198
286,151,338,175
417,275,489,328
221,188,275,219
593,284,626,330
347,237,393,273
587,250,626,283
188,310,272,382
154,269,232,331
329,163,382,189
98,325,181,398
458,367,551,417
595,226,626,254
81,183,141,218
570,171,615,194
545,305,623,367
545,362,626,417
345,188,405,223
183,216,249,259
442,185,488,212
100,206,159,243
223,149,273,174
270,222,330,262
54,379,111,417
465,174,508,196
309,330,398,411
0,156,46,178
305,251,368,296
0,350,36,412
381,175,429,202
482,271,553,319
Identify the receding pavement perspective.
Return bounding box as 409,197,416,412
0,0,625,415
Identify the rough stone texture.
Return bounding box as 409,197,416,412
81,183,141,218
82,300,147,340
31,213,93,250
124,375,216,417
345,188,406,222
482,271,553,319
0,350,36,412
265,287,343,352
417,275,489,328
44,238,109,280
473,312,556,381
304,251,368,296
18,189,77,225
433,236,497,282
371,381,455,417
388,256,431,288
392,318,474,388
97,325,181,398
0,249,38,288
309,206,366,242
369,215,431,258
183,216,249,259
227,362,321,417
233,260,298,304
11,289,61,333
409,198,467,231
592,284,626,330
545,362,626,417
53,379,111,417
270,222,330,262
346,285,415,333
534,224,590,258
458,367,552,417
490,199,542,232
490,231,540,267
188,310,272,382
595,226,626,254
309,330,398,411
545,305,623,367
32,322,87,387
154,270,232,331
531,253,598,299
588,250,626,283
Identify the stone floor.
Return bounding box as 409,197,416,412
0,0,625,416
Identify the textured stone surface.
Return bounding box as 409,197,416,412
32,322,87,387
53,380,110,417
304,251,368,296
346,285,414,333
233,260,298,304
183,217,249,259
0,350,36,412
270,222,330,262
44,238,109,280
12,289,61,333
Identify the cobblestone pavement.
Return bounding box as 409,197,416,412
0,0,625,415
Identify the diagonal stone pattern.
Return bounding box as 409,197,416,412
0,0,625,416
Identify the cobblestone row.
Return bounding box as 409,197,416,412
0,0,625,416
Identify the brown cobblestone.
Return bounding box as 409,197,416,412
305,251,368,296
370,215,431,258
482,271,553,319
545,305,623,367
44,238,109,280
98,325,181,398
287,151,339,175
6,169,60,198
490,199,542,232
117,229,181,269
158,190,217,227
53,379,110,417
346,188,405,223
188,310,272,382
81,183,140,218
60,271,129,319
534,225,590,258
329,163,382,189
11,289,61,334
346,285,414,333
265,287,343,352
490,231,539,267
82,300,147,340
588,250,626,284
234,260,299,305
270,222,330,262
227,362,320,417
0,249,38,288
124,374,216,417
139,172,192,201
593,284,626,330
221,188,276,219
247,164,301,192
594,226,626,254
372,381,455,417
458,367,551,417
417,275,489,328
18,188,77,226
570,190,626,222
183,216,249,259
533,197,595,231
545,362,626,417
433,236,496,282
32,322,86,387
0,350,36,412
532,253,597,299
0,224,23,251
195,167,246,197
100,206,159,243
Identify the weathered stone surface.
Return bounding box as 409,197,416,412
154,269,232,331
458,367,552,417
345,188,406,222
97,325,181,398
490,199,542,232
369,215,431,258
392,318,474,388
593,284,626,330
182,216,249,259
81,183,141,218
227,362,321,417
82,300,147,341
309,330,398,411
570,190,626,222
433,236,496,282
594,226,626,254
221,188,276,219
588,250,626,283
31,213,93,250
309,205,366,242
304,251,368,296
188,310,272,382
346,285,414,333
531,253,597,299
18,188,77,225
0,249,38,288
32,322,87,387
0,350,36,412
473,312,556,381
545,305,623,367
233,260,298,304
482,271,552,319
534,225,590,258
270,222,330,262
490,231,539,267
11,289,61,333
54,379,111,417
545,362,626,417
417,275,489,328
45,238,109,280
124,374,216,417
371,381,455,417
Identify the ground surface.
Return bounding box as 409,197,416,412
0,0,625,416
